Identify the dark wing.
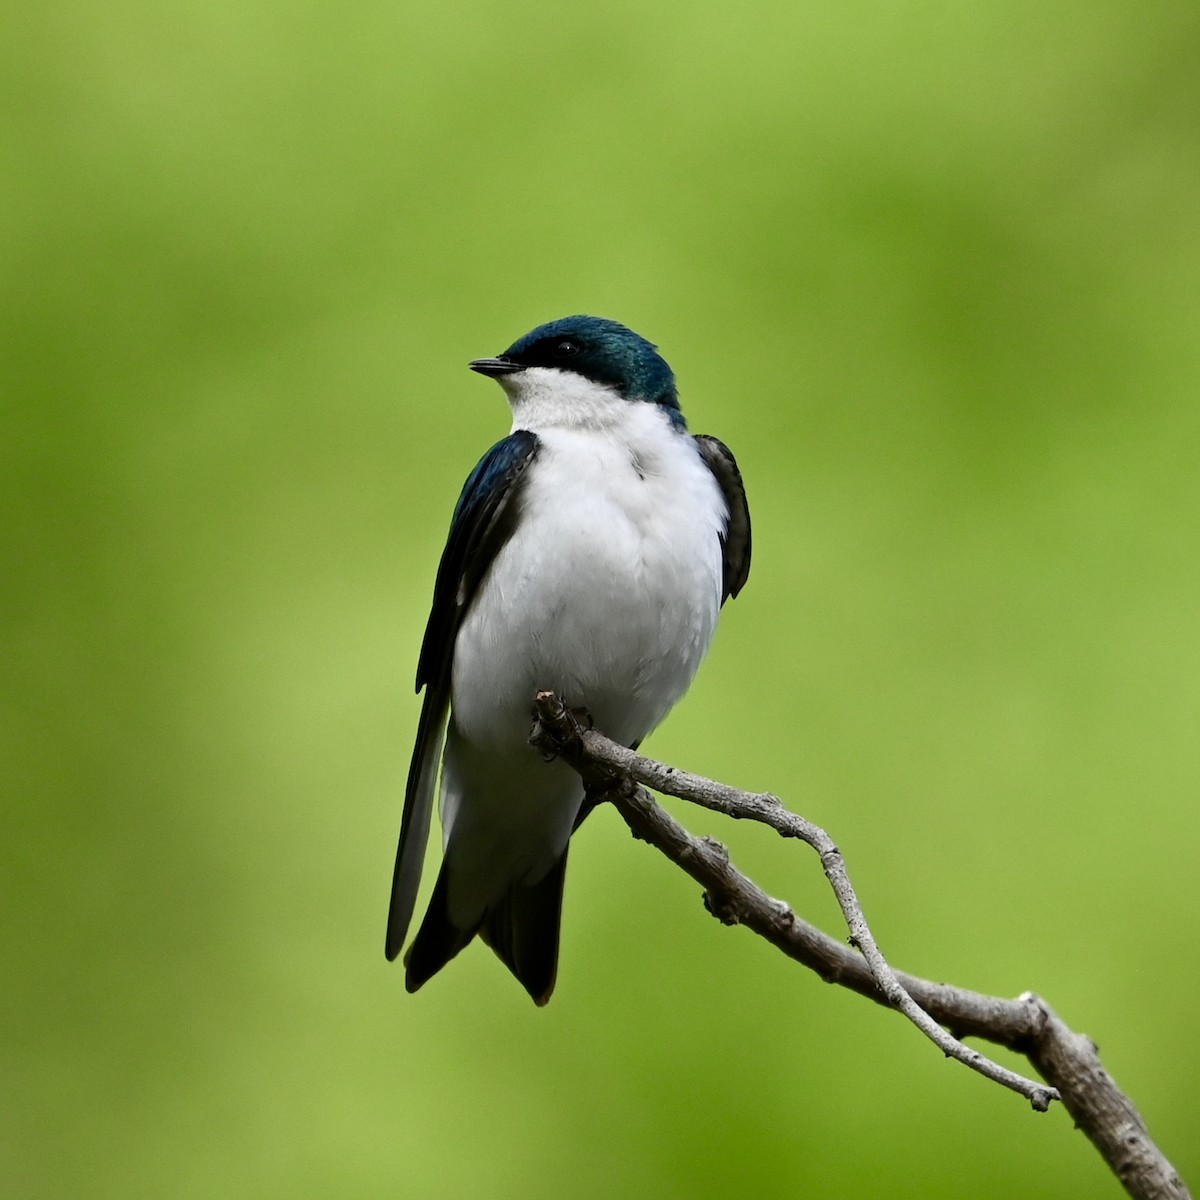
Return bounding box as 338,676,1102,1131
385,430,541,960
694,434,751,603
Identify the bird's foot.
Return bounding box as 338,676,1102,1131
529,692,594,761
568,704,594,731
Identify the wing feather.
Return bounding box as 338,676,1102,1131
694,434,751,603
385,430,541,959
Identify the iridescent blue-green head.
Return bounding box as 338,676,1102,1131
469,315,684,428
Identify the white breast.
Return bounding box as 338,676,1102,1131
449,371,727,754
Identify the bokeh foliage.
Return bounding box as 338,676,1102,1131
4,1,1198,1195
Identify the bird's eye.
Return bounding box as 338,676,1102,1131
551,339,580,357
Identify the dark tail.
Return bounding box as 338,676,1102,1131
404,851,569,1006
402,867,478,995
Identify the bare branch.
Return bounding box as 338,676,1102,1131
529,691,1191,1200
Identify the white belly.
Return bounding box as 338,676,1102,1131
439,402,727,922
450,419,725,751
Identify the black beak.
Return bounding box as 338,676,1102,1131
468,356,523,377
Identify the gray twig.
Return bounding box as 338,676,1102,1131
529,691,1190,1200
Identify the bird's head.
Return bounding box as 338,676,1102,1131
469,316,683,430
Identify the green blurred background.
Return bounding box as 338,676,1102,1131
4,1,1198,1195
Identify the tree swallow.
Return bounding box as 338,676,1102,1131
385,315,751,1004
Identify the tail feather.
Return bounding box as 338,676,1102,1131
403,851,569,1006
403,867,479,994
478,852,568,1006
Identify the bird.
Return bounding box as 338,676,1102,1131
385,315,751,1004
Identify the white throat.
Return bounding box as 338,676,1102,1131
498,366,652,434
